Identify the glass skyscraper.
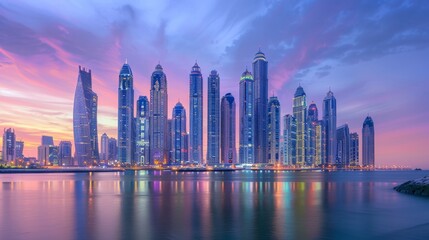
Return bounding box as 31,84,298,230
253,50,268,163
136,96,150,165
59,141,72,166
207,70,220,165
100,133,109,161
239,69,255,164
117,62,134,164
307,102,318,166
108,138,117,161
2,128,16,164
73,66,99,166
282,114,296,166
362,116,375,167
150,64,168,165
267,96,280,164
350,132,359,166
293,86,307,167
189,63,203,164
221,93,236,164
323,90,337,165
336,124,350,166
15,141,24,159
172,102,187,165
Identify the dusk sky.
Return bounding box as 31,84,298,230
1,0,428,168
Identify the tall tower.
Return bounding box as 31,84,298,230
253,50,268,163
207,70,220,165
136,96,150,165
221,93,237,164
59,141,72,166
282,114,296,166
73,66,99,166
323,90,337,165
336,124,350,166
100,133,109,161
267,96,281,164
189,63,203,164
239,69,255,164
2,128,16,164
108,138,117,161
293,86,307,167
307,102,318,166
362,116,375,167
350,132,359,166
150,64,168,165
172,102,187,165
117,62,134,164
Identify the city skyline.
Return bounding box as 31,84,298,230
1,1,428,168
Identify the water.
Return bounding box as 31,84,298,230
1,170,428,240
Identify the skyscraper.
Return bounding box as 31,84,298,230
108,138,117,161
207,70,220,165
38,145,59,166
323,90,337,165
362,116,375,167
136,96,150,165
307,103,318,166
73,66,99,166
59,141,72,166
221,93,236,164
267,96,280,164
337,124,350,166
167,119,173,163
100,133,109,162
41,136,54,146
239,69,255,164
150,64,168,165
293,86,307,167
253,50,268,163
15,141,24,159
189,63,203,164
117,62,134,164
282,114,296,166
2,128,16,164
350,132,359,166
172,102,187,165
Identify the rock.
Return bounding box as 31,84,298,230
394,176,429,196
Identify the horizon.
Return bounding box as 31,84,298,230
1,1,428,168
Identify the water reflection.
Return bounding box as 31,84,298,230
1,171,428,240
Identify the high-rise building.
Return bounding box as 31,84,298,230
207,70,220,165
239,69,255,164
267,96,280,164
323,90,337,165
314,121,323,166
172,102,187,165
350,132,359,166
253,50,268,163
336,124,350,166
41,136,54,146
150,64,168,165
100,133,109,161
38,145,59,166
293,86,307,167
59,141,72,166
221,93,236,164
108,138,117,161
117,62,134,164
282,114,296,166
73,66,99,166
15,141,24,159
2,128,16,164
362,116,375,167
136,96,150,165
167,119,174,163
189,63,203,164
306,102,318,166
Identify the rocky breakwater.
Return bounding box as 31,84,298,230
394,176,429,196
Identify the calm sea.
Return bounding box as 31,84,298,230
1,170,428,240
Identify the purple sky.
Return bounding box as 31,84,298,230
0,0,428,168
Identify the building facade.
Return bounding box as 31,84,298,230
172,102,187,165
15,141,24,159
362,116,375,167
350,132,359,166
293,86,307,167
189,63,203,164
136,96,150,165
59,141,73,166
239,69,255,164
100,133,109,161
282,114,296,166
150,64,168,165
207,70,220,165
2,128,16,164
117,63,134,164
221,93,236,164
253,50,268,163
73,66,99,166
336,124,350,166
323,90,337,165
267,96,280,164
108,138,117,161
